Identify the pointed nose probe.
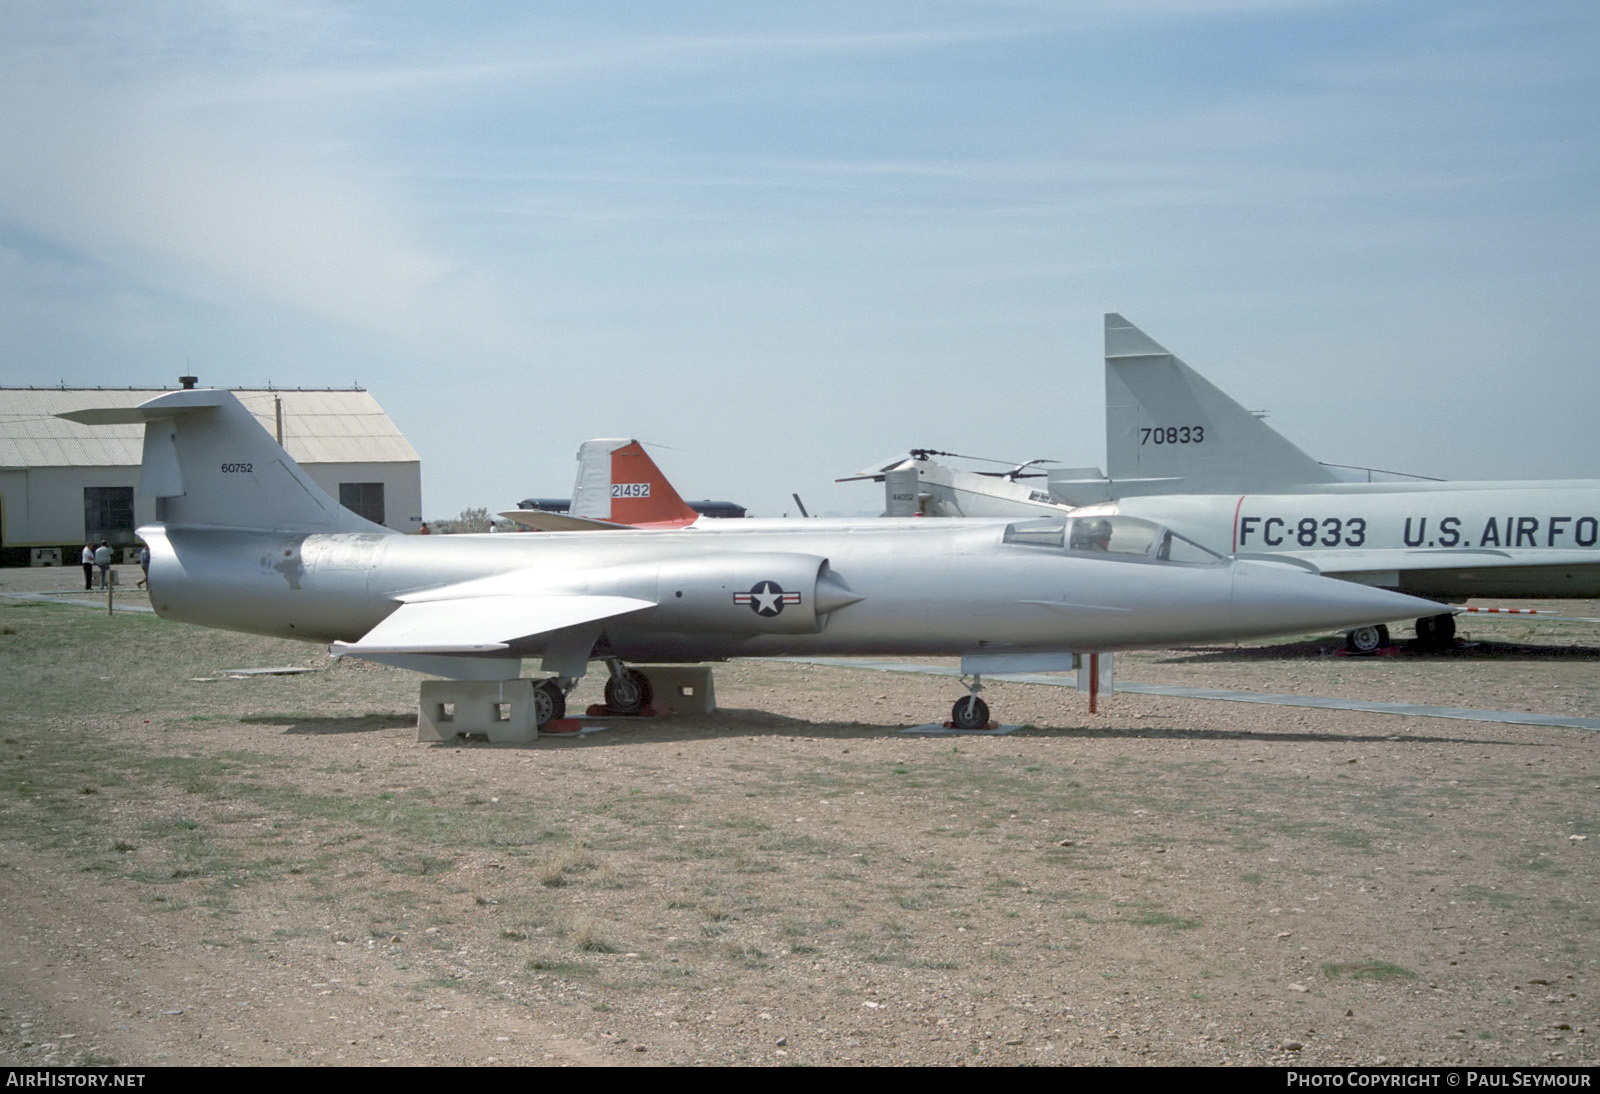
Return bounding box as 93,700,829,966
1230,560,1445,637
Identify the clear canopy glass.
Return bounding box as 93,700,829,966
1003,516,1224,565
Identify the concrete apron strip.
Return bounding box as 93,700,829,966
757,657,1600,732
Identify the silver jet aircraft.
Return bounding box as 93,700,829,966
65,389,1441,729
853,315,1600,652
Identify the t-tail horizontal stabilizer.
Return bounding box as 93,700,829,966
58,389,388,535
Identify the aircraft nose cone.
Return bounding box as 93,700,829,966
1231,561,1444,637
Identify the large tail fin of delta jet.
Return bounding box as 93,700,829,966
59,389,389,535
1103,314,1340,496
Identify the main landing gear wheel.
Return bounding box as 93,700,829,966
1345,624,1390,655
950,695,990,730
604,668,653,714
533,679,566,726
1414,613,1457,648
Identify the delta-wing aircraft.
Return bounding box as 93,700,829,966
64,389,1439,729
851,315,1600,651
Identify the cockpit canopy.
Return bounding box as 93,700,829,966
1003,515,1225,565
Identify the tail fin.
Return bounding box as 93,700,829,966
1104,314,1339,495
569,439,699,528
59,389,388,534
882,465,923,516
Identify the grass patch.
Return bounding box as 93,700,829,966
569,919,619,954
525,956,593,978
1321,961,1416,981
1128,910,1201,929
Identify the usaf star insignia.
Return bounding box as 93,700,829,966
734,580,802,617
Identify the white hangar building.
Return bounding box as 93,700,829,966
0,386,422,566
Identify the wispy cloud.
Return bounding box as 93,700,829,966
0,0,1596,513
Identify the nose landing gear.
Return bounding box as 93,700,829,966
950,676,992,730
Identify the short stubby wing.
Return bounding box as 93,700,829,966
332,594,655,655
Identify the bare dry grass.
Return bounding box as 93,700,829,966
0,571,1596,1065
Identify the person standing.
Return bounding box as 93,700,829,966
94,540,112,589
81,544,95,591
136,543,151,589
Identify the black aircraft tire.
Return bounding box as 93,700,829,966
951,695,990,730
604,669,654,715
1345,624,1390,655
1416,613,1456,648
533,680,566,726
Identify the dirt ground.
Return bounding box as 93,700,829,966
0,564,1595,1067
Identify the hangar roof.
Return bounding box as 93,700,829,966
0,388,419,469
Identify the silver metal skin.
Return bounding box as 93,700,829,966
1093,487,1600,600
137,520,1441,662
65,390,1444,712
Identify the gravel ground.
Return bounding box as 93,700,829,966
0,564,1595,1067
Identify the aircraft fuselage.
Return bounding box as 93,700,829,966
1089,482,1600,599
140,519,1432,664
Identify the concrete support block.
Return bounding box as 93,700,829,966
640,665,716,715
418,678,538,744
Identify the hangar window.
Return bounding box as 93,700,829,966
84,486,134,544
339,482,385,525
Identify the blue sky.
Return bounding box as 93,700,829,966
3,1,1596,518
